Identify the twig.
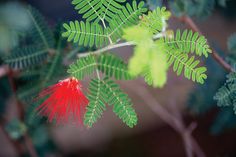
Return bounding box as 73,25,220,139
78,41,135,58
179,16,234,73
125,82,205,157
77,32,166,58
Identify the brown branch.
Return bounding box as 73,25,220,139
178,16,234,73
125,82,206,157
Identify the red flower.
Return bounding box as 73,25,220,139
36,77,89,125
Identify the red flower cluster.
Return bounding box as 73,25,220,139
37,77,89,125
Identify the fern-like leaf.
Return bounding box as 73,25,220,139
62,21,109,47
140,7,171,34
27,6,54,48
71,0,125,23
102,77,137,127
214,85,233,107
165,47,207,84
97,53,132,80
5,46,48,69
164,30,212,57
214,72,236,111
68,55,97,79
84,79,106,127
108,1,147,41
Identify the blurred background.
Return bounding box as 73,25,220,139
0,0,236,157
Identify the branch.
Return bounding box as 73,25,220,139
179,16,234,73
77,32,166,58
125,82,205,157
78,41,134,58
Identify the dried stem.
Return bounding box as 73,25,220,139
179,16,234,73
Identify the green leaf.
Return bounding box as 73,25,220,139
98,53,132,80
214,72,236,113
68,55,97,79
5,45,48,69
102,77,137,127
165,46,207,84
108,1,147,41
140,7,171,34
27,6,54,48
62,21,109,47
164,29,212,57
84,79,106,127
71,0,125,23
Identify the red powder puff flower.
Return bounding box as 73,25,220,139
36,77,89,125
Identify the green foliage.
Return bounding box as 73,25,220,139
188,56,226,114
214,72,236,111
68,55,97,79
123,26,168,87
63,0,147,46
71,0,125,23
164,29,212,57
107,1,147,41
165,47,207,84
64,3,212,127
62,21,109,47
27,6,54,48
140,7,171,34
188,35,236,135
123,22,210,86
84,77,137,128
97,53,132,80
5,46,48,69
102,77,137,127
68,53,131,80
84,79,106,127
4,6,54,69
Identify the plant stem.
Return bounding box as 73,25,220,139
125,82,205,157
78,41,135,58
179,16,234,73
77,32,166,58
